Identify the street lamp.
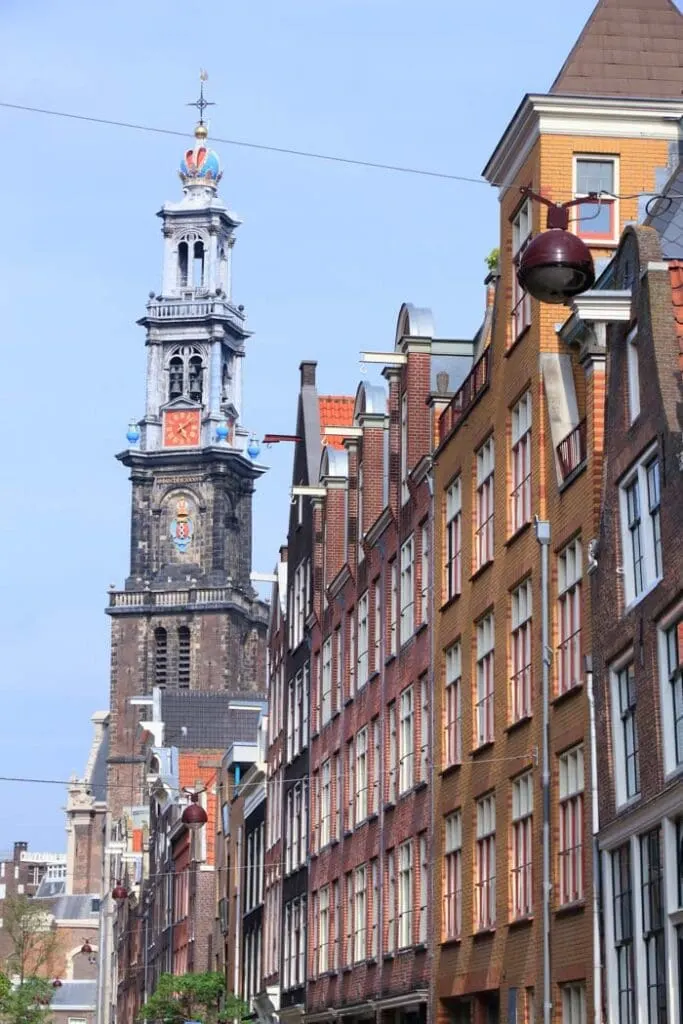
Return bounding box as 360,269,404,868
111,881,129,903
80,939,93,955
181,790,208,830
517,188,596,304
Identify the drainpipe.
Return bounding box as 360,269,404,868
376,538,387,1014
534,518,552,1024
585,658,602,1024
426,467,435,1024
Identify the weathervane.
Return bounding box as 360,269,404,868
187,69,215,126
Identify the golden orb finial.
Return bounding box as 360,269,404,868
194,123,209,141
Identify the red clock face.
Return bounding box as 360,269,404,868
164,410,201,447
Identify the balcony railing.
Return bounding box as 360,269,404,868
108,586,269,622
557,419,587,481
438,349,490,443
144,295,244,323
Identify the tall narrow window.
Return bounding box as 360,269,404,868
625,478,644,598
357,461,364,563
475,793,496,930
613,662,640,802
444,641,462,767
646,457,662,579
445,476,462,601
510,580,532,722
192,239,205,288
557,539,582,695
559,746,584,904
348,609,356,699
389,560,398,656
357,592,369,688
354,866,367,962
475,438,495,569
332,880,340,970
373,579,382,673
372,718,380,814
345,873,354,967
627,327,640,423
561,985,587,1024
400,536,415,641
640,828,667,1024
664,618,683,767
511,199,532,340
418,833,428,944
612,844,635,1024
510,392,532,533
355,727,368,823
334,626,342,712
511,772,533,919
371,860,379,958
386,851,396,953
575,157,616,241
400,392,409,504
419,675,429,782
154,627,168,688
420,522,429,624
320,759,331,848
188,355,203,403
346,740,355,831
443,811,462,940
177,626,191,688
398,841,413,947
476,614,495,746
388,701,397,803
399,686,414,793
169,356,184,401
318,887,330,974
321,638,332,727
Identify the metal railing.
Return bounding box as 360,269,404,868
557,419,587,480
438,349,490,443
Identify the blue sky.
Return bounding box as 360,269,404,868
0,0,600,850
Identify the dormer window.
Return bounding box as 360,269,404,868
167,347,205,404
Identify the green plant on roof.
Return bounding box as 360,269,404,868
485,247,500,272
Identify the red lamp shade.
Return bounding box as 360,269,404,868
81,940,93,954
517,229,595,304
52,979,62,989
182,793,208,830
111,881,129,902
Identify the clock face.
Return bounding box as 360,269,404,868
163,409,201,447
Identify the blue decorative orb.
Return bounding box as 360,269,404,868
216,420,229,443
126,421,140,445
247,437,261,460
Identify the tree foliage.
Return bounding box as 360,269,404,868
1,897,58,984
485,247,500,272
0,972,54,1024
138,971,248,1024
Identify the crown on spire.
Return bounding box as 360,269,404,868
179,71,222,193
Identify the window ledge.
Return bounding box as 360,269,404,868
343,829,352,839
505,324,531,358
344,695,354,708
366,956,378,966
310,729,320,742
623,577,662,615
441,936,462,948
413,780,428,793
385,653,397,667
614,793,642,815
400,634,416,655
416,621,428,637
382,952,394,962
368,811,379,823
331,709,341,722
441,762,462,778
473,926,496,939
384,800,396,813
330,837,340,847
440,593,461,614
505,714,532,734
342,966,352,975
558,460,587,493
555,899,585,919
471,561,493,583
309,850,318,861
471,741,495,758
509,914,534,930
505,520,532,547
552,682,584,707
368,670,380,685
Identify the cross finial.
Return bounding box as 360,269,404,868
187,69,215,126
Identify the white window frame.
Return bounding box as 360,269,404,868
443,811,462,940
355,726,368,823
511,579,532,723
334,626,342,712
398,840,413,948
321,638,332,726
319,886,330,974
388,701,397,803
445,475,462,601
626,326,640,423
510,392,532,534
346,739,355,831
386,850,396,953
561,983,587,1024
373,578,382,673
354,865,367,962
475,793,496,930
399,685,415,793
400,535,415,642
389,559,398,656
320,758,331,848
619,445,662,607
357,591,369,688
419,675,429,783
609,656,640,807
371,859,379,958
475,437,495,570
372,717,380,814
557,538,582,695
357,460,364,564
400,392,409,504
420,522,429,624
345,873,354,967
444,641,462,767
658,603,683,774
511,772,533,919
418,833,428,944
348,608,356,698
573,154,619,245
476,613,495,747
511,199,532,341
559,745,584,905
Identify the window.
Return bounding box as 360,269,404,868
640,829,667,1024
292,562,307,649
357,592,369,688
355,727,368,822
444,642,462,767
154,628,168,688
557,539,582,694
334,752,341,839
627,327,640,423
611,662,640,804
418,834,428,944
320,759,331,848
386,850,396,952
476,613,495,746
358,461,364,562
334,626,342,712
419,675,429,782
371,859,379,957
620,450,663,604
372,718,380,814
373,579,382,673
389,560,398,656
475,437,495,569
511,200,532,340
420,522,429,623
575,156,616,241
401,392,409,504
332,879,340,970
321,638,332,726
346,740,355,831
475,793,496,930
561,984,586,1024
559,746,584,904
348,609,356,698
612,844,635,1024
510,392,532,533
511,773,533,919
511,580,532,722
354,866,367,962
345,873,354,966
445,476,462,601
388,701,397,803
663,616,683,767
399,686,415,792
443,811,462,940
400,536,415,641
167,345,205,402
398,841,413,947
318,886,330,974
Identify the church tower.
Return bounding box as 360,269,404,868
106,87,268,820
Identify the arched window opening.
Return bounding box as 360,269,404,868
188,356,203,403
178,627,191,688
154,628,168,689
178,242,189,288
192,241,205,288
222,360,231,400
169,357,184,401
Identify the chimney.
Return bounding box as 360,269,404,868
13,841,28,862
436,371,450,396
300,361,317,387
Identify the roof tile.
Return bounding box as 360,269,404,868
318,396,355,450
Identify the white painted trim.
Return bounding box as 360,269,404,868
599,786,683,849
323,426,363,438
572,153,620,245
360,351,407,365
570,291,632,323
250,571,277,583
291,486,327,498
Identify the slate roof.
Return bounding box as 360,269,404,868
550,0,683,98
89,722,108,803
33,877,65,899
51,893,100,920
50,981,97,1009
318,396,355,449
159,691,265,750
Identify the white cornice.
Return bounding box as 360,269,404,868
570,290,633,323
484,94,683,192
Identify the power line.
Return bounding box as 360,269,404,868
0,99,489,186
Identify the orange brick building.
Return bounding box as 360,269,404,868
431,3,683,1024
